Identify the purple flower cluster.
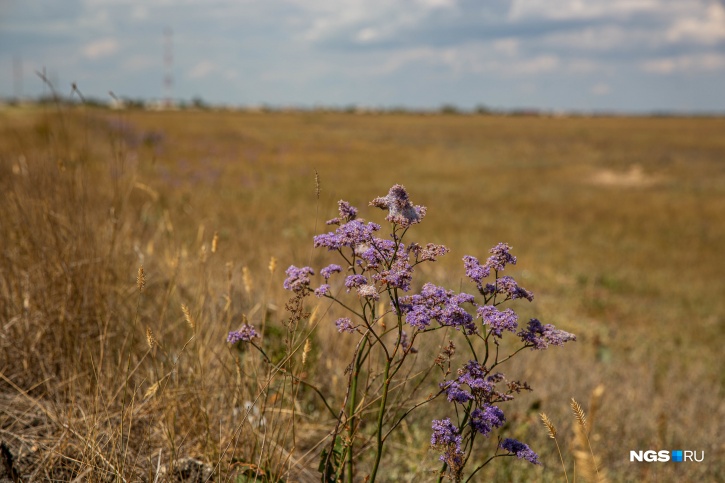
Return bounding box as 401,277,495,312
326,200,358,225
320,264,342,280
400,283,476,333
314,219,381,251
463,245,533,302
470,405,505,436
477,305,519,338
370,184,427,226
335,317,355,333
431,418,463,465
440,361,512,405
227,323,258,343
375,259,413,291
487,243,517,271
273,185,569,478
410,243,450,262
500,438,541,465
345,274,368,291
518,318,576,349
483,276,534,302
283,265,314,293
463,255,491,291
314,284,330,297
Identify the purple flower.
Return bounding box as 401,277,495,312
326,200,358,226
401,283,476,333
441,361,514,406
283,265,314,293
431,418,463,466
484,276,534,302
500,438,541,465
457,360,493,392
358,238,398,268
486,243,517,272
227,323,258,343
314,284,331,297
470,405,505,436
335,317,355,333
377,259,413,291
440,380,473,403
411,243,450,262
320,264,343,280
370,184,427,226
518,318,576,349
314,220,381,251
344,274,368,291
463,255,491,290
477,305,519,338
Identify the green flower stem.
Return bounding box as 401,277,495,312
368,355,392,482
345,335,369,483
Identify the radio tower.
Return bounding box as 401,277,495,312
163,27,174,108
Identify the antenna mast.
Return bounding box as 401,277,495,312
163,27,174,108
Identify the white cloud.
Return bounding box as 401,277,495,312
356,27,380,43
82,38,119,60
509,0,659,21
591,83,610,95
188,60,216,79
666,3,725,45
642,53,725,73
493,38,518,56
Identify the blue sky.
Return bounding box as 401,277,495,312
1,0,724,112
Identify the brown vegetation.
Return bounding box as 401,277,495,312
0,105,723,481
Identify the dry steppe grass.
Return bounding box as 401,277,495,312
0,105,723,481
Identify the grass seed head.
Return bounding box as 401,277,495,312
540,413,557,439
181,304,194,330
211,231,219,253
137,266,146,292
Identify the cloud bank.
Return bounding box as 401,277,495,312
1,0,724,111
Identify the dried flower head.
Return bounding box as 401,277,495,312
370,184,426,226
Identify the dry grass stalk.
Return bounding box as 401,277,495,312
540,412,569,483
571,397,606,482
269,257,278,274
211,231,219,254
308,304,320,327
137,266,146,293
145,327,157,350
181,304,195,330
302,339,312,366
243,266,253,295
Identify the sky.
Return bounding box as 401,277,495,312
1,0,724,112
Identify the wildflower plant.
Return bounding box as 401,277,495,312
228,184,575,482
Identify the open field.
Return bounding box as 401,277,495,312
1,106,724,481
